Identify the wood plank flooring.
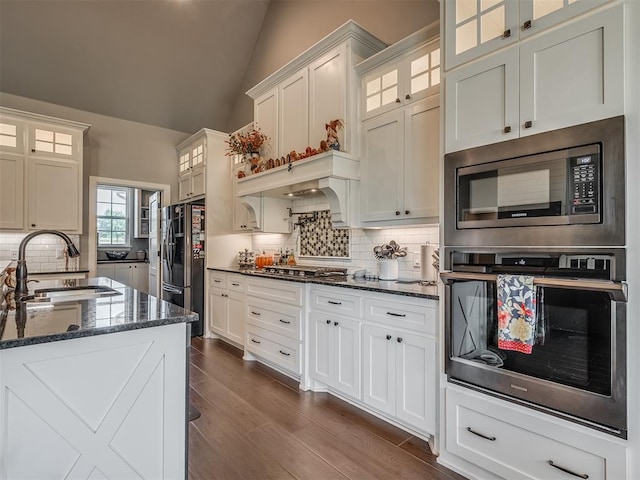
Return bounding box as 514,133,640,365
188,337,467,480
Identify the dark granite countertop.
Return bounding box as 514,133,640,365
0,277,197,350
29,268,90,275
207,267,439,300
97,259,148,264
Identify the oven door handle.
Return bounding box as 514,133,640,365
439,271,627,302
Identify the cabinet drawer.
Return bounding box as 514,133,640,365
245,326,301,375
364,295,436,335
208,271,226,289
246,277,304,306
446,387,626,480
310,286,363,318
226,274,246,292
246,298,302,340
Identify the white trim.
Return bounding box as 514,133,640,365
88,176,170,277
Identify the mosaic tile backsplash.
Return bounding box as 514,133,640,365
298,210,350,258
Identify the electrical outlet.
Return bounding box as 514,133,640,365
10,250,18,260
413,251,421,268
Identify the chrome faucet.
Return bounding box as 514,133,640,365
14,230,80,298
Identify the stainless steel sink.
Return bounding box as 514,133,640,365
25,285,122,303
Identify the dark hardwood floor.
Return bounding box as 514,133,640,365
188,337,466,480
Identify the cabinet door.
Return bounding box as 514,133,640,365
395,332,435,434
27,158,80,231
519,0,613,40
113,264,133,285
226,290,245,345
232,195,251,231
361,110,404,222
27,122,83,161
0,116,25,155
333,317,361,399
178,147,191,177
279,68,309,155
362,59,402,120
131,264,149,293
519,5,623,137
96,264,114,279
444,0,518,69
208,289,228,337
0,153,24,229
178,174,192,201
362,324,396,416
445,46,519,153
403,97,439,221
190,166,206,198
309,45,346,152
309,312,333,387
254,88,278,159
403,42,441,106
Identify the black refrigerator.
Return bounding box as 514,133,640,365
161,201,205,336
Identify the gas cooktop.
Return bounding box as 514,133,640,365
252,265,348,280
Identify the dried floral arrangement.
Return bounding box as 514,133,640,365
226,126,269,156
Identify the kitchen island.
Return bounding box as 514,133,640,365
0,277,196,479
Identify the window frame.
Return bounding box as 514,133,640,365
96,185,132,248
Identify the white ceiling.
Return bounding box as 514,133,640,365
0,0,271,134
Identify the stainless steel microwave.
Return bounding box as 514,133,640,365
444,116,625,247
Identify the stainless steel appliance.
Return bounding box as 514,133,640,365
444,116,625,247
161,202,205,336
254,265,348,282
441,248,627,438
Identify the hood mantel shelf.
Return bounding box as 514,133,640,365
235,150,360,227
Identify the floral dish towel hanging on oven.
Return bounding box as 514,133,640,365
497,274,537,354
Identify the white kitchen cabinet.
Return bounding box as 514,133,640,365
309,312,361,399
362,324,435,434
134,189,154,238
361,38,440,121
207,272,245,346
176,131,208,201
0,108,89,233
97,262,149,293
361,96,440,224
444,385,627,480
238,195,291,234
0,153,24,229
444,0,612,69
445,4,623,153
247,21,386,160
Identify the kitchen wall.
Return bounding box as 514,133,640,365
0,233,80,273
251,194,439,280
227,0,440,131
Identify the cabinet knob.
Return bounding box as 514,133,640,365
523,20,532,30
334,321,339,326
386,334,392,340
395,211,401,216
396,337,403,343
503,29,511,38
31,224,36,227
503,126,512,134
405,210,410,215
395,98,401,104
524,120,533,129
31,148,36,153
326,319,331,324
405,94,411,100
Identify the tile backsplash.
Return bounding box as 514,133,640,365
252,195,440,280
0,232,81,272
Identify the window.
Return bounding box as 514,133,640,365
97,185,130,246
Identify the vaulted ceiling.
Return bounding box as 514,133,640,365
0,0,437,134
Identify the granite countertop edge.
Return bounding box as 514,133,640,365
207,267,439,300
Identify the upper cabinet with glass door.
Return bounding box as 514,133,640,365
444,0,613,69
359,25,441,121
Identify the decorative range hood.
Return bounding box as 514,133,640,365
235,150,360,227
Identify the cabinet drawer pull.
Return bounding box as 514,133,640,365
503,29,511,38
328,300,342,305
386,334,392,340
466,427,496,441
395,97,401,103
251,339,261,344
231,282,239,286
547,461,588,479
524,120,533,128
214,279,221,283
523,19,532,30
503,126,511,134
279,319,291,324
279,350,291,356
386,311,406,317
251,311,261,316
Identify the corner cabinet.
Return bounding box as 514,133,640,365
247,21,387,160
0,107,89,233
444,3,623,152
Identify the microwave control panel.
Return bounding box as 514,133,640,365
569,151,600,215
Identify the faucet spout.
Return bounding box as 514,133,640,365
14,230,81,298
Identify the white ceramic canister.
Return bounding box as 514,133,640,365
378,258,399,280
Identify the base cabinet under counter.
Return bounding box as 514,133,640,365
207,272,245,346
443,386,627,480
